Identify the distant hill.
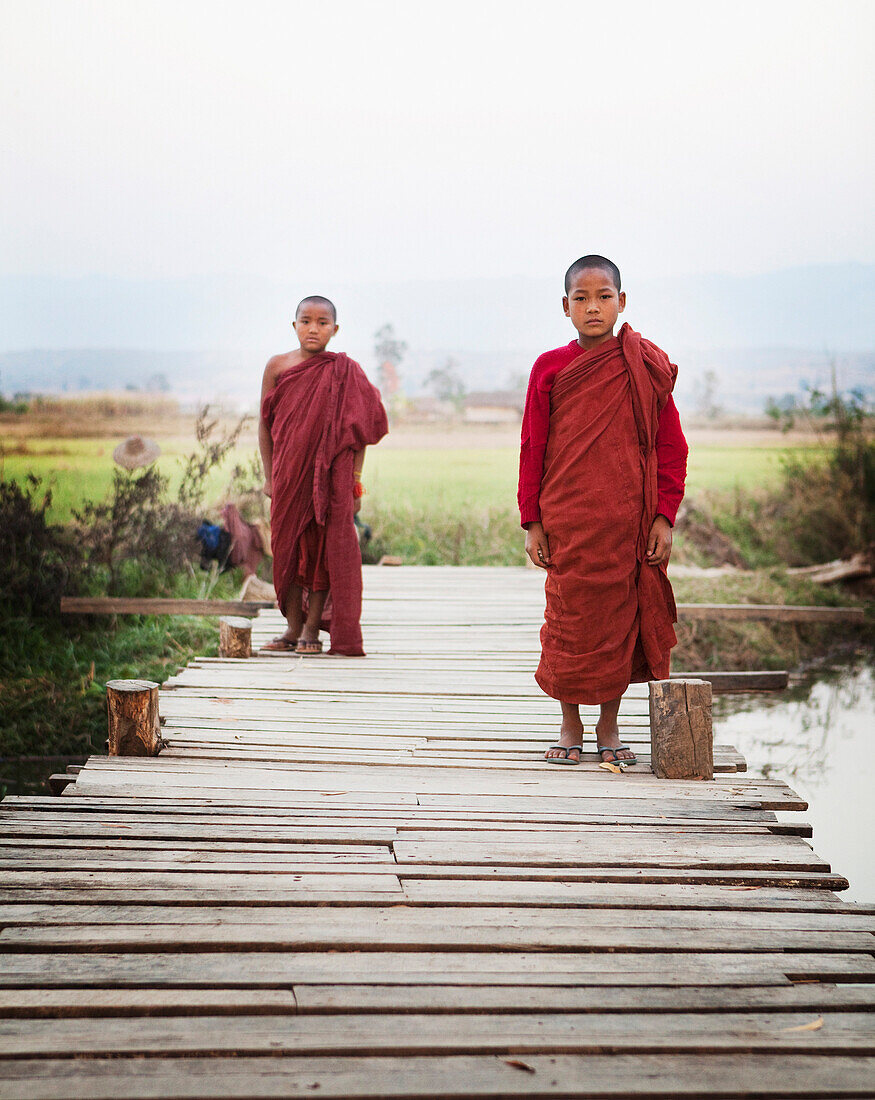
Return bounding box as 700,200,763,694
1,263,872,412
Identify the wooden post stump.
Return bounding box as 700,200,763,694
106,679,162,757
219,616,252,658
649,678,713,780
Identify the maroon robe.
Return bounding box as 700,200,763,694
261,352,388,656
535,324,679,703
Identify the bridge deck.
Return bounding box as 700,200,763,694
1,566,873,1098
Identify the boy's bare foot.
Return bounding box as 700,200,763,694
595,713,636,761
544,715,584,762
262,630,298,652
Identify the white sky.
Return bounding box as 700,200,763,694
1,0,872,284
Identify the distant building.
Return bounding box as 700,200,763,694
462,390,524,424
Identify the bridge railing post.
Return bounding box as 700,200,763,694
106,679,162,756
649,678,714,780
219,616,253,658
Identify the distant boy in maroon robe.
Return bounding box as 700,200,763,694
259,296,388,656
518,257,688,765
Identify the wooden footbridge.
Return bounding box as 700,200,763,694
2,566,873,1097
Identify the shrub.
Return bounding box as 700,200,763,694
71,407,253,596
0,475,80,617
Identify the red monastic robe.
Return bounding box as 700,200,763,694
522,324,683,704
261,352,388,656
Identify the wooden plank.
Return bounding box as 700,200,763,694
291,983,875,1015
391,835,830,871
0,813,802,837
2,904,869,932
2,1011,874,1058
2,1054,874,1099
2,921,871,954
60,598,273,616
397,881,857,911
1,951,872,987
0,882,852,910
0,866,849,890
0,794,796,822
2,983,874,1019
0,989,298,1018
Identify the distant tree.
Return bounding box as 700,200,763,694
764,394,799,430
425,357,466,411
692,369,723,420
373,324,407,397
146,373,171,394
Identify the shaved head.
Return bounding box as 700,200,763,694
564,255,621,294
296,295,337,322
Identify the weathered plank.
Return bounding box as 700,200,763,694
2,983,874,1019
1,951,872,987
2,1011,874,1058
2,1054,875,1100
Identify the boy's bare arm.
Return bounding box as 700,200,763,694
524,521,551,570
646,515,673,565
352,447,367,514
259,360,278,496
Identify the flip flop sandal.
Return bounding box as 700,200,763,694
545,744,582,765
597,745,638,765
261,636,298,652
295,639,324,655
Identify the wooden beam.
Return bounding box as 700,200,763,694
60,598,274,616
671,670,789,692
676,603,863,623
60,597,861,622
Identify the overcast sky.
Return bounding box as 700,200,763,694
2,0,872,287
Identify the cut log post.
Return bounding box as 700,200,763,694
649,678,714,780
219,616,252,658
106,679,162,757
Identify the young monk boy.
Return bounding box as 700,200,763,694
259,296,388,656
518,256,688,764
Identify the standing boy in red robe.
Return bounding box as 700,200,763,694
260,296,388,656
518,256,688,764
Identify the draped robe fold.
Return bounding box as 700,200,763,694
535,324,679,703
261,352,388,656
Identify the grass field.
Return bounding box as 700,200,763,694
1,429,819,523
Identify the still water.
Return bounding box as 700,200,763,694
714,662,874,903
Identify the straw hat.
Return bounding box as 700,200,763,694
113,435,161,470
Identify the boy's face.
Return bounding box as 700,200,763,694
563,268,626,347
293,303,339,354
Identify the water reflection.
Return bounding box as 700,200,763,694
715,661,874,902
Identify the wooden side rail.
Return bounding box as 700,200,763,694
61,598,274,616
60,596,861,622
676,603,864,623
670,670,789,692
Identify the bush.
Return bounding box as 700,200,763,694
71,406,254,596
0,475,80,617
696,388,874,568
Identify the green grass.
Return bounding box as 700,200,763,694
1,435,820,523
0,566,243,792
